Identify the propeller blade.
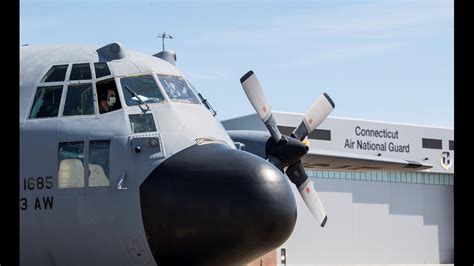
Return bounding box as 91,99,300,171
239,70,332,227
241,71,283,143
286,161,327,227
298,179,327,227
292,93,335,141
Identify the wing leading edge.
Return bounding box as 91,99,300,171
302,149,432,171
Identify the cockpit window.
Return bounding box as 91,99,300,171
29,85,63,118
157,75,200,104
120,75,165,106
97,79,121,114
129,114,157,133
94,62,111,79
69,63,92,80
42,65,68,82
63,84,95,116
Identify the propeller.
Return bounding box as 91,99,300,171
240,70,335,227
241,71,284,143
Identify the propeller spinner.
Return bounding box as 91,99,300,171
240,70,335,227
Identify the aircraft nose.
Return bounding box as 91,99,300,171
140,143,297,265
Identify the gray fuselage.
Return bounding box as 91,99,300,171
19,43,297,265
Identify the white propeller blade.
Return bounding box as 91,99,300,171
293,93,335,141
298,179,327,227
241,71,271,121
241,71,282,142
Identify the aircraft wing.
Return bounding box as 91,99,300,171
302,148,432,171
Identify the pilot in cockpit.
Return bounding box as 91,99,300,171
99,88,117,114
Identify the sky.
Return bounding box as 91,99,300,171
20,0,454,128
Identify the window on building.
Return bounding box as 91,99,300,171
277,126,294,136
94,62,111,79
309,129,331,141
422,138,442,149
349,172,354,180
406,172,412,183
63,84,95,116
424,175,430,184
42,64,68,82
58,141,84,188
367,172,376,181
377,172,383,181
382,172,388,182
29,85,63,118
89,140,110,187
418,173,423,184
354,172,360,180
276,126,332,141
438,175,443,185
70,63,92,80
449,140,454,150
328,171,334,178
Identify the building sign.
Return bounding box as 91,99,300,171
440,151,452,170
344,126,410,153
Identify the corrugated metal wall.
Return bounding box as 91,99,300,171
278,177,453,265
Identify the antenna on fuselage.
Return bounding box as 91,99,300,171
157,32,173,51
154,32,177,66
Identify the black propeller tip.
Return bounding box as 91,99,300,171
323,93,335,108
240,70,254,83
321,216,328,227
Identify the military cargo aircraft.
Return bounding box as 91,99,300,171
20,42,432,265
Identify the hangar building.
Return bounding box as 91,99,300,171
222,111,454,265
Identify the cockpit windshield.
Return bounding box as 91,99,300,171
157,75,200,104
120,75,165,106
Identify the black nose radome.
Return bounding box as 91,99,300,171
140,143,297,265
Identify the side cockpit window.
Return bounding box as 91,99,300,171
63,84,94,116
42,64,68,82
97,79,122,114
29,86,63,118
